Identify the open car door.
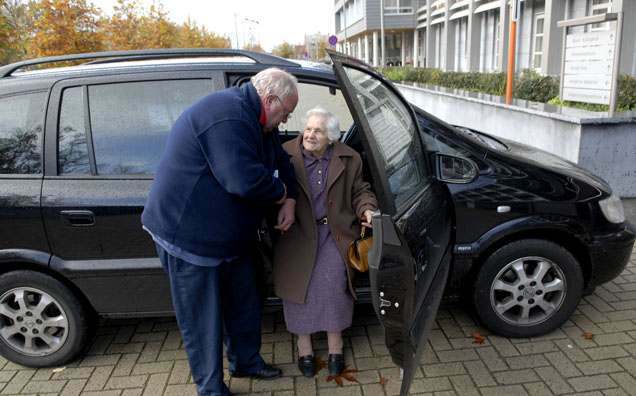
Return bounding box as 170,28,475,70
328,50,453,395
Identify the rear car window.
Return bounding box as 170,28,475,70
87,79,213,176
0,91,46,174
59,87,90,174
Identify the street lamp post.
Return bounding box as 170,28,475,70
380,0,385,66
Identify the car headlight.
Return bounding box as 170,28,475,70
599,193,625,224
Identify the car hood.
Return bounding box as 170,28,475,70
495,137,612,194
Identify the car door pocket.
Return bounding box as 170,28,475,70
60,210,95,227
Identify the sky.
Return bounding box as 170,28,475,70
91,0,336,52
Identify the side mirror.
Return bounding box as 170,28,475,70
434,153,478,183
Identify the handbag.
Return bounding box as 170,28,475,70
347,226,373,272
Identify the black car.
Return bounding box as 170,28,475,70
0,49,633,394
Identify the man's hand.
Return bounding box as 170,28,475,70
275,198,296,232
275,182,287,205
361,209,374,228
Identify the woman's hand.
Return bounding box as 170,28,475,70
361,209,374,228
275,198,296,233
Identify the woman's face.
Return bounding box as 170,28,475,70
302,115,331,156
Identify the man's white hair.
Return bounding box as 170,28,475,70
250,68,298,100
304,106,341,142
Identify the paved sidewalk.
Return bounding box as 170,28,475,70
1,248,635,395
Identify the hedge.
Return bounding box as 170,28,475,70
381,67,636,112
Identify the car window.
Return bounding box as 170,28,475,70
88,79,214,176
419,123,471,158
341,66,427,208
59,87,90,174
0,91,46,174
278,82,353,136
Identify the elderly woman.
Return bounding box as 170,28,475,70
273,107,378,377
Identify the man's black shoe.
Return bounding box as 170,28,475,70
230,364,282,380
297,355,316,377
328,353,345,376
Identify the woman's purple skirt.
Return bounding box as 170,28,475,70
283,223,354,334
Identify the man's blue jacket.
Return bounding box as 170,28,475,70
142,82,297,257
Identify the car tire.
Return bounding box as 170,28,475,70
0,270,90,367
473,239,583,337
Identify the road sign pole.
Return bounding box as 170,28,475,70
505,0,521,105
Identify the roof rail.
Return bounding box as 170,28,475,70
0,48,300,78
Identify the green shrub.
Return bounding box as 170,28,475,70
381,66,635,113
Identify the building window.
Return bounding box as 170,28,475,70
338,0,365,31
384,0,413,15
532,12,545,70
590,0,612,31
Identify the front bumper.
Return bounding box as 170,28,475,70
587,224,635,288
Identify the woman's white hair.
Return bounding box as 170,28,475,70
250,68,298,100
304,106,341,142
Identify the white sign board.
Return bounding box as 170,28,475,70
562,30,616,105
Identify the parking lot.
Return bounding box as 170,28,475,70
0,247,635,396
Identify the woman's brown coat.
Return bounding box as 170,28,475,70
273,135,378,304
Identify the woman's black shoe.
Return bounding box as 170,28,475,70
328,353,345,376
297,355,316,377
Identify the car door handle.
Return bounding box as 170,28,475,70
60,210,95,227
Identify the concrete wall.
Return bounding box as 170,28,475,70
396,83,636,198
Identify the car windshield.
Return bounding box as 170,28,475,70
454,126,509,151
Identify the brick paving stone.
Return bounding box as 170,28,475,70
516,341,558,355
80,354,121,367
585,346,630,361
593,333,635,347
602,388,630,396
505,354,550,370
52,366,94,380
408,377,452,393
448,374,479,396
437,318,465,339
105,374,148,390
476,347,508,372
294,376,317,396
21,379,67,393
164,383,197,396
107,342,145,354
523,381,554,396
610,372,636,394
489,336,520,357
480,384,529,396
252,376,294,392
1,369,34,394
112,353,140,377
435,349,479,363
142,372,169,396
83,365,115,391
598,321,636,333
360,383,384,396
493,368,540,385
428,330,452,351
463,361,496,387
122,388,143,396
131,361,174,375
535,366,573,395
554,339,590,362
421,362,465,377
351,336,375,358
59,378,87,396
0,372,14,383
544,351,582,377
616,357,636,377
569,374,618,393
161,330,182,351
576,360,624,376
131,331,167,343
137,341,162,363
81,390,122,396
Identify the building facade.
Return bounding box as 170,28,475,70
334,0,636,75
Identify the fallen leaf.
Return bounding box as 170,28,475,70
379,375,389,385
582,332,594,340
52,367,66,373
472,332,486,344
325,366,358,385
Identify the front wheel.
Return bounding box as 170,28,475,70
473,239,584,337
0,270,91,367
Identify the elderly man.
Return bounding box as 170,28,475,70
142,68,298,396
